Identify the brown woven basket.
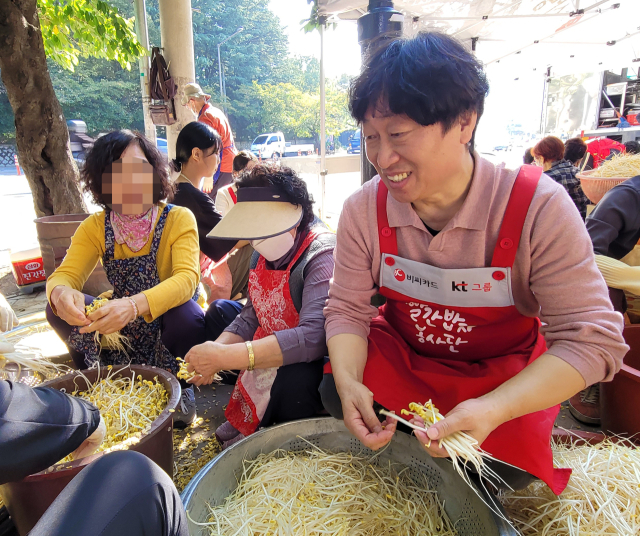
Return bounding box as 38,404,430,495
577,169,630,204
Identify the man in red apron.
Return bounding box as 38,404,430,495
185,165,335,448
322,32,627,494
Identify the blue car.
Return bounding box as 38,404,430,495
347,129,361,154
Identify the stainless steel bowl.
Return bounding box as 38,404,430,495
181,417,516,536
0,361,44,387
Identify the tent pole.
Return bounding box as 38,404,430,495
319,18,327,221
134,0,156,143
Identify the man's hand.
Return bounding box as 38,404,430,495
412,397,503,458
71,415,106,460
336,378,397,450
80,299,135,335
51,286,90,327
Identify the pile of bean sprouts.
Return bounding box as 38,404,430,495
590,153,640,178
500,437,640,535
58,366,169,462
85,298,132,354
195,446,457,536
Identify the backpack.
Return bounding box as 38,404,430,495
148,47,177,126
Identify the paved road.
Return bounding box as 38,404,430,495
0,171,41,269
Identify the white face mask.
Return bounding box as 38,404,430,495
251,232,295,262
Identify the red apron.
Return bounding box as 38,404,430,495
330,166,570,495
225,229,321,436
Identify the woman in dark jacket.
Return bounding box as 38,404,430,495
171,122,252,304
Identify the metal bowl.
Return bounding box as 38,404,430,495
0,361,45,387
181,417,516,536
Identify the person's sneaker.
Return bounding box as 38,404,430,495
173,386,197,429
569,383,601,425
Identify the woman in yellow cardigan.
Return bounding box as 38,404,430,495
46,130,204,427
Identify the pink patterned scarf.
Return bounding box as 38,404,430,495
110,206,159,252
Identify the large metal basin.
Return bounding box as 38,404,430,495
181,417,516,536
0,364,180,535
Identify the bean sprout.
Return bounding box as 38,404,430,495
590,153,640,178
85,298,132,355
56,366,168,463
500,436,640,535
197,445,458,536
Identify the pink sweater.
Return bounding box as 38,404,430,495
324,155,628,386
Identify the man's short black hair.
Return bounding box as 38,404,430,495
233,150,258,172
523,148,534,165
349,32,489,150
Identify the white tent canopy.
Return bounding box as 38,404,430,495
318,1,640,78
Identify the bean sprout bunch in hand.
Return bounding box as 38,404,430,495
381,399,504,487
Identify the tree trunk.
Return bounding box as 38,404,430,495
0,0,86,216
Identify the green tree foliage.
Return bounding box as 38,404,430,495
0,87,14,142
0,0,144,142
0,0,354,144
48,58,144,135
38,0,144,71
236,80,354,145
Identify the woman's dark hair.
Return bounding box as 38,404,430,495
236,164,315,230
349,32,489,151
233,150,258,172
172,121,222,172
523,147,534,165
532,136,565,163
81,130,173,209
564,137,587,164
625,140,640,155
